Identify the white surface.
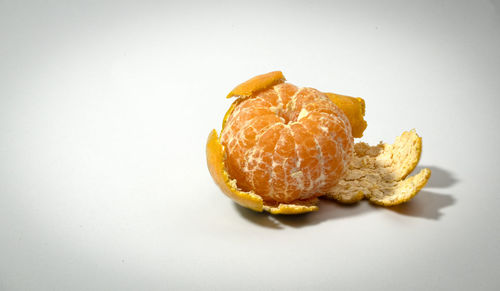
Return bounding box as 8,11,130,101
1,0,500,290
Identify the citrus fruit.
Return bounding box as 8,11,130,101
325,93,367,138
220,83,354,204
207,71,430,214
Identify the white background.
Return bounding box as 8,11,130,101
1,0,500,290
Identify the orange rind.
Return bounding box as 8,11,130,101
226,71,286,99
206,129,263,212
263,198,319,215
325,93,368,138
326,130,431,206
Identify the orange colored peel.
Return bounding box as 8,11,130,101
325,93,368,138
226,71,286,99
263,198,319,215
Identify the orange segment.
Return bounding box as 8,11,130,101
206,129,263,212
325,92,368,138
222,98,242,129
226,71,286,99
207,129,319,214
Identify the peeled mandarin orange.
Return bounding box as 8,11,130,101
207,71,430,214
221,82,354,204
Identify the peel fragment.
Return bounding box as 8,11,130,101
325,92,367,138
326,130,431,206
206,129,319,214
263,198,319,215
226,71,286,99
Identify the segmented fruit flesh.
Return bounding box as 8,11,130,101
220,83,354,203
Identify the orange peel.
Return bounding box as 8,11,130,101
326,130,431,206
226,71,286,99
325,92,367,138
263,198,319,215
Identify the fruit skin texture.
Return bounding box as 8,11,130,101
220,83,354,204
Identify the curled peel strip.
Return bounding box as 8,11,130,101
325,92,367,138
262,198,319,215
226,71,286,99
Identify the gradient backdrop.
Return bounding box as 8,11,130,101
1,0,500,290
